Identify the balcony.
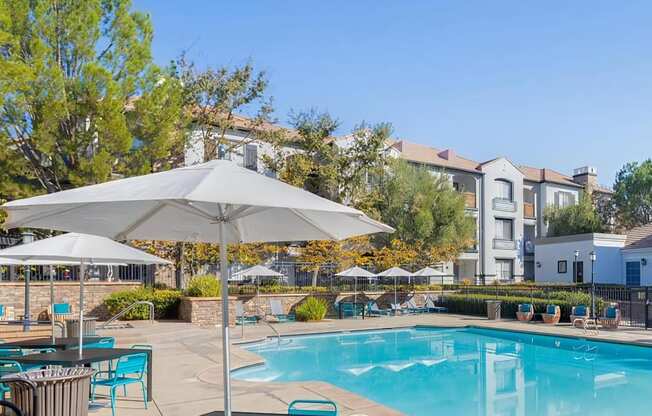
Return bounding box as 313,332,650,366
493,238,517,250
492,198,517,213
523,202,535,218
462,192,477,209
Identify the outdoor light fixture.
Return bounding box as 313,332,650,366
574,250,580,283
590,251,597,262
642,258,648,266
536,261,541,268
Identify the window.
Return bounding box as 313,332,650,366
496,259,513,280
495,179,513,201
626,261,641,286
555,191,576,208
557,260,567,274
495,218,513,240
244,144,258,171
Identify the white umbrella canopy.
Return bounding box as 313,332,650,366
0,233,169,351
336,266,376,309
376,267,413,309
231,265,285,281
1,159,393,416
413,266,445,284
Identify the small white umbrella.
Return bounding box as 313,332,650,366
413,266,446,285
1,159,393,416
336,267,375,310
231,265,286,313
0,233,170,354
375,267,413,310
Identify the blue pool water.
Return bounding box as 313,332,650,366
233,327,652,415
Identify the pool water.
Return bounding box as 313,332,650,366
233,327,652,415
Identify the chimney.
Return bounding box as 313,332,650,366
438,149,455,160
573,166,598,192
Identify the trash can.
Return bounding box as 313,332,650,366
486,300,502,320
65,317,97,337
2,367,95,416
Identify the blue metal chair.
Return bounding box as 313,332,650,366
0,348,22,358
91,352,148,416
288,399,338,415
0,360,23,400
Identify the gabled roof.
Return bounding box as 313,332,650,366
624,224,652,250
518,165,583,188
390,140,482,174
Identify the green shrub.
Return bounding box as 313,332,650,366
440,293,603,322
104,288,182,320
185,275,221,297
295,297,329,322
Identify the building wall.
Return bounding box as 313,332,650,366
534,235,625,284
539,183,582,236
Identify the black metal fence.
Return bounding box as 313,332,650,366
0,264,152,283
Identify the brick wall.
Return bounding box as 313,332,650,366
179,297,236,326
0,281,142,320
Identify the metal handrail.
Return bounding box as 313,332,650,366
98,301,154,329
238,303,281,345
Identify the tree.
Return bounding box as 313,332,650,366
545,193,606,237
613,160,652,228
375,160,476,263
177,57,278,162
0,0,184,194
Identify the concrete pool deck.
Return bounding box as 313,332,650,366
91,314,652,416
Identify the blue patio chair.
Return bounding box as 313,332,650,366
235,301,258,325
425,296,448,313
50,303,73,323
0,348,22,358
366,302,391,317
288,399,338,415
338,302,363,318
91,352,148,416
84,337,116,374
269,299,296,322
405,299,427,314
0,360,23,400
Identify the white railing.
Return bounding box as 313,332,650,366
492,198,517,212
493,238,517,250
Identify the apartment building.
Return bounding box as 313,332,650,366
183,118,612,283
387,140,612,283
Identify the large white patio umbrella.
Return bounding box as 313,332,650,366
413,266,446,285
0,256,126,342
375,267,413,309
335,266,376,308
0,233,170,354
1,159,393,416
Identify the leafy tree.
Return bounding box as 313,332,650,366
613,160,652,228
375,160,476,262
297,237,372,286
0,0,184,194
371,239,419,271
544,193,606,237
177,57,278,162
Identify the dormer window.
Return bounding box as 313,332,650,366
495,179,513,201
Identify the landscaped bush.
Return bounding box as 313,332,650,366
440,293,604,322
185,275,221,297
104,288,182,320
295,297,329,322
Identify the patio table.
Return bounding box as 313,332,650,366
7,347,153,401
1,336,105,350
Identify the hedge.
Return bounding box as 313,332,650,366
104,288,182,320
440,293,604,322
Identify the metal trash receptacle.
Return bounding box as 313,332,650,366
486,300,502,320
65,317,97,337
2,367,95,416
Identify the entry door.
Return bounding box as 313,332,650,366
626,261,641,286
573,261,584,283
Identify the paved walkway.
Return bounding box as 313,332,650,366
91,314,652,416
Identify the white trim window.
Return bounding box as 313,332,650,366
555,191,576,208
496,259,513,280
495,218,514,241
495,179,513,201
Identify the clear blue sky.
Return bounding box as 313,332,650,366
135,0,652,186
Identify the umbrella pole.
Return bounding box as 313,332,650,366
354,277,357,318
219,222,232,416
79,259,85,357
24,264,30,332
50,265,55,343
394,276,397,315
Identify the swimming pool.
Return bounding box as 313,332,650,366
233,326,652,415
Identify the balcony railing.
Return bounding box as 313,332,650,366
492,198,516,212
523,202,535,218
493,238,517,250
462,192,477,209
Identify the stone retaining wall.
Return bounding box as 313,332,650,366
0,281,141,320
179,297,236,326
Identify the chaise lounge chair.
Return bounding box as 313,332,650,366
600,303,620,330
367,302,391,317
541,304,561,324
269,299,295,322
405,299,427,314
570,305,590,327
425,296,448,313
516,304,534,322
235,301,258,325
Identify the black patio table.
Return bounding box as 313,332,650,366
7,348,153,401
1,337,105,350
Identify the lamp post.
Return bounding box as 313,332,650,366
574,250,580,283
590,251,596,318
